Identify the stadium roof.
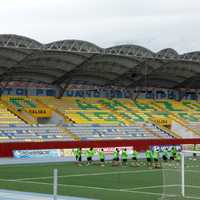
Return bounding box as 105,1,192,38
0,34,200,89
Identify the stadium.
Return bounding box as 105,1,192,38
0,34,200,200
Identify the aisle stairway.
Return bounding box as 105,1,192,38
1,96,52,124
0,102,25,125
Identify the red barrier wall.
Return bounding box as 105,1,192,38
1,138,200,157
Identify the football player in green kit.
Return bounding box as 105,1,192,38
132,148,139,167
98,148,105,166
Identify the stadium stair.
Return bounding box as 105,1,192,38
0,102,25,125
139,123,162,138
31,97,68,124
152,100,200,137
1,96,56,125
0,99,36,124
58,124,80,140
150,120,180,138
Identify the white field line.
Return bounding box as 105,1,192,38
184,196,200,200
120,188,176,198
125,184,200,191
185,185,200,189
183,169,200,173
0,178,177,198
1,178,200,199
14,168,200,182
14,169,163,181
124,184,179,191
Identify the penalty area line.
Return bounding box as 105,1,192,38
0,178,177,198
14,168,200,182
13,168,163,181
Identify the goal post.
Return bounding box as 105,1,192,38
161,157,182,200
181,152,185,197
181,150,200,199
53,168,58,200
160,149,200,199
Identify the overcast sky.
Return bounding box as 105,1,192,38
0,0,200,53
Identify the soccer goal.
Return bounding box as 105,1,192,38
180,150,200,199
160,149,200,200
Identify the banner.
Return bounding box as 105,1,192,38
24,108,52,118
13,149,61,159
1,87,200,99
151,145,182,152
13,147,134,159
152,117,172,126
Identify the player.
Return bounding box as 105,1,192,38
193,144,197,160
169,147,176,161
76,148,82,166
98,148,105,166
145,149,152,168
175,150,181,162
121,148,128,165
162,148,169,162
153,149,160,168
112,148,119,166
172,146,177,160
132,148,139,166
86,147,95,165
73,148,82,166
72,148,78,161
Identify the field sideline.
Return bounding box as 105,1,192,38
0,160,199,200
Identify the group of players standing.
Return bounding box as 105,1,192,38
73,146,181,168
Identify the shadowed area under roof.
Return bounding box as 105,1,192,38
0,34,200,89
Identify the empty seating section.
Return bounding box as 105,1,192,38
154,100,200,122
40,97,166,124
3,96,38,109
0,102,24,125
0,96,200,141
187,122,200,134
117,99,200,124
152,100,200,137
2,96,52,116
40,97,127,124
112,99,170,123
0,124,72,142
39,96,200,127
64,123,172,140
1,96,53,124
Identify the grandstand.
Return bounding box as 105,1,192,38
0,34,199,142
0,35,200,142
0,34,200,199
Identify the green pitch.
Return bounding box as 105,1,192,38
0,160,199,200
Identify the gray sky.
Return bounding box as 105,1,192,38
0,0,200,53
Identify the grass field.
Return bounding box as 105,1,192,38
0,159,199,200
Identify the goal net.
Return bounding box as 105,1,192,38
181,150,200,199
161,149,200,200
